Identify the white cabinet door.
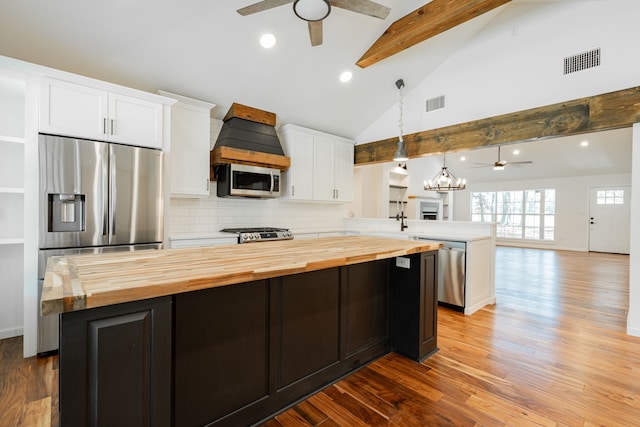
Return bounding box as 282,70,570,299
108,93,163,148
281,129,314,200
333,141,354,202
40,78,108,141
281,124,354,202
313,137,335,201
161,92,215,197
40,78,163,148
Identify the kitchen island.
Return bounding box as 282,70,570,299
43,236,441,427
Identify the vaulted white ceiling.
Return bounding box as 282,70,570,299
0,0,573,140
0,0,633,184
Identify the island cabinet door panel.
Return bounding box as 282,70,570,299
342,260,390,358
273,268,341,391
391,251,439,362
59,296,172,427
174,280,270,427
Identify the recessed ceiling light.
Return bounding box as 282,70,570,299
513,149,520,155
260,33,276,49
460,156,466,161
339,71,352,83
581,141,589,147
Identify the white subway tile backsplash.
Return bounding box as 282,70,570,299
169,194,348,237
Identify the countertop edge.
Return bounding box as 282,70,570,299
42,236,442,315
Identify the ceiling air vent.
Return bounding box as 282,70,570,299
426,95,445,113
564,48,601,75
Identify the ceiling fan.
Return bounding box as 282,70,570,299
473,146,533,171
237,0,391,47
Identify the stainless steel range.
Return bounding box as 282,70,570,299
220,227,293,244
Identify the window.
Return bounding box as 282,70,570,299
471,189,555,240
596,189,624,205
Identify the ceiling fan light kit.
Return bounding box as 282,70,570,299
237,0,390,46
473,146,533,170
293,0,331,21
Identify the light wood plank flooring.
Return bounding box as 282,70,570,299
1,247,636,426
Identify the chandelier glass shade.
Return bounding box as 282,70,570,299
293,0,331,21
424,154,466,191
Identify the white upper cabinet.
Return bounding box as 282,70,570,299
333,140,354,202
280,124,354,203
281,127,314,200
313,136,337,202
158,91,215,198
40,78,163,149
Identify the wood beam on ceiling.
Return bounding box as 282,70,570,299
357,0,512,68
354,86,640,165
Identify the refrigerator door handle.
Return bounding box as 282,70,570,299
109,150,117,244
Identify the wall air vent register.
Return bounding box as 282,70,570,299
425,95,446,113
564,47,601,74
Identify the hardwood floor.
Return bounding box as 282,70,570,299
1,247,636,426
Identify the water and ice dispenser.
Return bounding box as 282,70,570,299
48,193,85,232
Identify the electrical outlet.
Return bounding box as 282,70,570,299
395,256,410,269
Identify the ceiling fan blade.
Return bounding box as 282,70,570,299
308,20,323,46
509,161,533,165
237,0,293,16
330,0,391,19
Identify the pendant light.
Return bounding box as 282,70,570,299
424,153,466,191
393,79,409,162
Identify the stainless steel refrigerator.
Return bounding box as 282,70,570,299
37,134,164,354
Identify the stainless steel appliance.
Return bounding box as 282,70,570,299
419,200,442,221
215,163,281,198
220,227,293,244
37,134,164,354
414,237,466,309
437,240,466,309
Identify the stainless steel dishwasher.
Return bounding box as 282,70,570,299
414,237,466,309
437,240,466,309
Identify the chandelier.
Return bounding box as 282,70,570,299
423,154,466,191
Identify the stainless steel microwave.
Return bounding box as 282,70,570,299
216,163,281,198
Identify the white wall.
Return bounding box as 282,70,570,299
452,173,631,252
356,1,640,145
628,124,640,336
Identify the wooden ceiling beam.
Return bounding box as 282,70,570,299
357,0,512,68
354,86,640,165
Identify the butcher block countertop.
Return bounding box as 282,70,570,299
41,236,442,315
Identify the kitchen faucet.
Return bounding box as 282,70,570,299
396,210,408,231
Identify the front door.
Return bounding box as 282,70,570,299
588,187,631,254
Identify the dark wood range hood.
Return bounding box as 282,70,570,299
210,103,290,180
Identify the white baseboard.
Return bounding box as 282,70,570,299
627,321,640,338
464,296,496,316
0,327,23,340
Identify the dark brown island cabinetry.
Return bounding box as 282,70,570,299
58,251,437,427
59,296,172,427
392,251,439,361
